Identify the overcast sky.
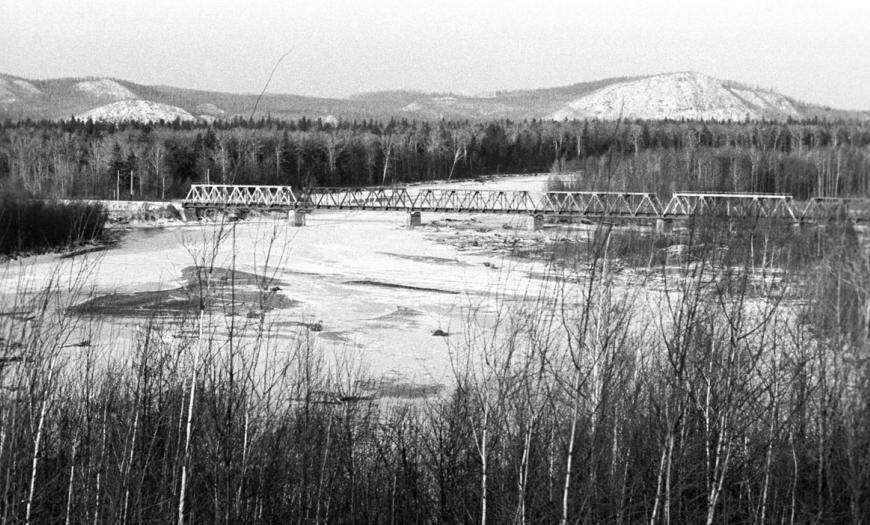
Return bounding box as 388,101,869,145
2,0,868,109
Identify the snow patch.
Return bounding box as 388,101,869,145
401,102,424,112
730,89,768,109
194,103,225,116
75,79,137,100
12,80,41,95
0,78,41,102
0,81,14,103
755,91,801,118
730,89,801,119
76,100,195,123
403,96,513,119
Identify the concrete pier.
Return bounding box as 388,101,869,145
655,219,673,234
408,211,422,228
292,209,307,227
530,214,545,231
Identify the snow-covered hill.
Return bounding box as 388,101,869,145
76,100,195,123
75,79,137,100
549,72,803,121
2,70,866,122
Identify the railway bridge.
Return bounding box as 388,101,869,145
182,184,870,229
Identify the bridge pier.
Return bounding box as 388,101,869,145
655,219,673,234
291,209,307,227
530,214,545,231
407,211,422,229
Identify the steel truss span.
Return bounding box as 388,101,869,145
182,185,870,222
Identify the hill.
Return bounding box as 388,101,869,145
0,71,866,123
76,99,195,124
548,72,802,121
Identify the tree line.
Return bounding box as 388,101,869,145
0,190,106,256
1,117,869,201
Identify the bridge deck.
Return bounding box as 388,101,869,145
182,185,870,222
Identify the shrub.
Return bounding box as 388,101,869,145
0,191,107,256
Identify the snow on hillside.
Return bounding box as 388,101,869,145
194,102,225,116
0,78,42,103
0,79,14,103
401,102,424,112
12,79,41,95
76,99,195,123
75,79,137,100
401,95,513,119
731,88,801,119
549,72,801,121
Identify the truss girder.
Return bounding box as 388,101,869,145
297,187,415,209
793,198,870,223
183,184,297,209
662,193,797,221
539,192,662,217
410,189,539,213
181,185,870,223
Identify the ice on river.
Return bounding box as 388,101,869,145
0,175,567,389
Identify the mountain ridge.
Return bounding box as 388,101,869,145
1,71,866,123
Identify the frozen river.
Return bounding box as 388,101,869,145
1,175,571,391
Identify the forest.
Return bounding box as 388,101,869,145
0,218,869,523
1,116,869,200
1,116,870,523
